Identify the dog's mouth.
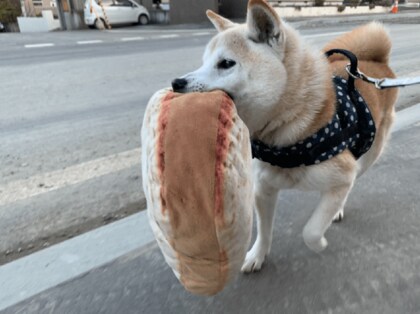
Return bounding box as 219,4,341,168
171,78,235,101
222,90,235,101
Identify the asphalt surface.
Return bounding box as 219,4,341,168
1,15,420,265
2,119,420,313
0,28,214,263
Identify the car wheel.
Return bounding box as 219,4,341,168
138,14,149,25
94,18,106,30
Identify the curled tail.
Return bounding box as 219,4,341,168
323,22,391,64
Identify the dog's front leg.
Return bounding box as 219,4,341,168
302,184,353,253
241,182,279,273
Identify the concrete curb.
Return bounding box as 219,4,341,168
275,5,389,18
287,11,420,29
1,103,420,312
107,11,420,32
392,103,420,132
0,210,153,311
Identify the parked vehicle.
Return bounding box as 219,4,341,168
84,0,150,29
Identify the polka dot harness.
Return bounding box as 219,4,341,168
251,76,376,168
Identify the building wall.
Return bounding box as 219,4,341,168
138,0,154,11
170,0,218,24
219,0,247,19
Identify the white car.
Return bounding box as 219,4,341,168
84,0,150,29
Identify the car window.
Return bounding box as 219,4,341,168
99,0,114,7
115,0,133,7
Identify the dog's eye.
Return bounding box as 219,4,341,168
217,59,236,70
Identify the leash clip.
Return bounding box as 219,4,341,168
327,49,420,90
345,64,384,89
346,64,420,89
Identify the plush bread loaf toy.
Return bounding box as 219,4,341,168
141,89,253,296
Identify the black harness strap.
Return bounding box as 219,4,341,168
251,49,377,168
325,49,358,91
325,49,377,158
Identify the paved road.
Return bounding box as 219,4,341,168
0,28,214,263
1,22,420,264
2,116,420,313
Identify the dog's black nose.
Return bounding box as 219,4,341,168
171,78,188,92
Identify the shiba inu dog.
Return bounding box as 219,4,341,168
171,0,398,273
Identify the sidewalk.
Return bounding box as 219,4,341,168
96,10,420,32
1,104,419,313
289,10,420,29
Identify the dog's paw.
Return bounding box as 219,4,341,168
303,227,328,253
304,235,328,253
333,209,344,223
241,247,266,273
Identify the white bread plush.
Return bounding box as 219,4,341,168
141,89,253,296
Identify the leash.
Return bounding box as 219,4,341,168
325,49,420,89
346,66,420,89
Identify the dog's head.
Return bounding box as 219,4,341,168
172,0,289,133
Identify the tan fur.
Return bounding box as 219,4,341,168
325,26,398,174
206,10,236,32
258,21,398,175
323,22,392,64
173,0,399,272
252,24,337,149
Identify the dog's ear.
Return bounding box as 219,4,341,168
246,0,283,46
206,10,235,32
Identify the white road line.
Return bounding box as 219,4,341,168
156,34,179,39
1,103,420,208
192,32,211,36
0,148,141,206
121,36,145,41
304,31,346,38
24,43,55,48
21,31,343,49
106,29,213,34
0,210,153,312
24,32,209,49
393,103,420,132
77,40,104,45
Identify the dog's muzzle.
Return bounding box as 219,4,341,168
171,78,188,92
